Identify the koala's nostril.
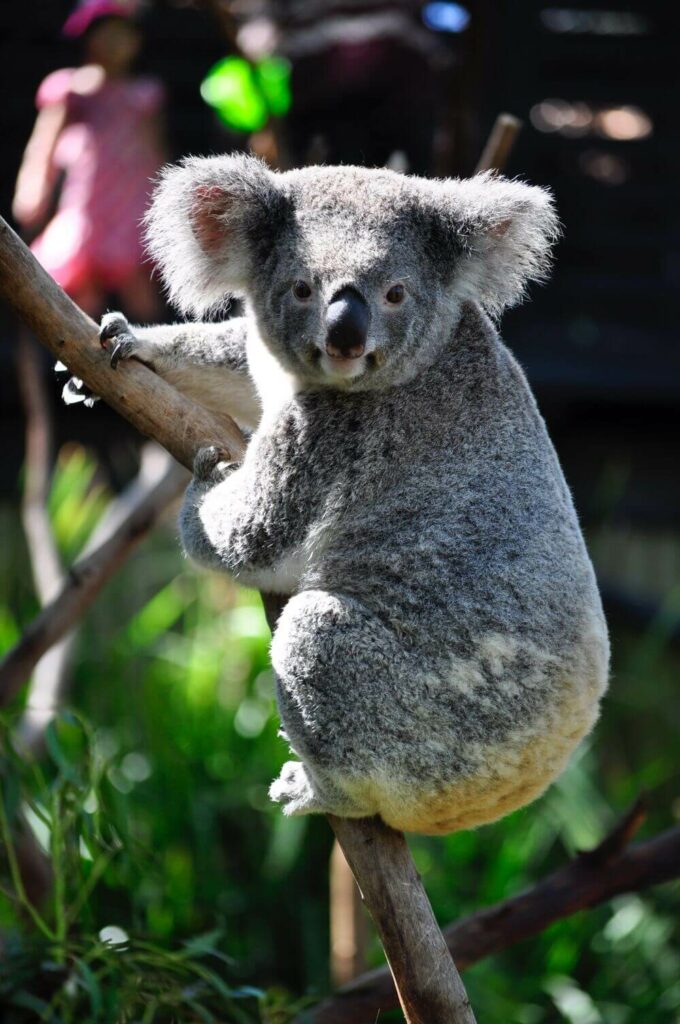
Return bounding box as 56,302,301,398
326,286,369,359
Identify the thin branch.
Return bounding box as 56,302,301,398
579,796,648,866
475,114,522,174
0,452,188,709
330,837,367,987
16,334,62,603
307,814,680,1024
15,334,77,752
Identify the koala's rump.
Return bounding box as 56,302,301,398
362,651,605,834
271,584,608,833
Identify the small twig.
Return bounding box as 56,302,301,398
578,796,648,866
0,453,188,709
308,815,680,1024
475,113,522,174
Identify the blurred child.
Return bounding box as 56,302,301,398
12,0,166,319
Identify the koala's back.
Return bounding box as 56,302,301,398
272,303,609,833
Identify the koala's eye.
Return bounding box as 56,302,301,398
385,283,406,305
292,280,312,301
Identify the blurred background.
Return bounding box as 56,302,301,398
0,1,678,1022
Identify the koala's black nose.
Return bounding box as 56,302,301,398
326,287,369,359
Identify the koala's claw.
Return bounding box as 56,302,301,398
193,445,232,483
108,337,135,369
99,312,141,370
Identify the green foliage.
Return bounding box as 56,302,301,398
0,713,308,1023
1,445,679,1022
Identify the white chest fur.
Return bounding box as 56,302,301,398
236,548,308,594
246,327,301,421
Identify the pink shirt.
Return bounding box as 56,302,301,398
31,68,165,293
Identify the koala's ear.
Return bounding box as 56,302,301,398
144,154,287,315
427,173,561,317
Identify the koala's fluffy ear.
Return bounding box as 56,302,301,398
427,173,560,317
145,154,286,315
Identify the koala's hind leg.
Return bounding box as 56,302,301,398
270,589,411,821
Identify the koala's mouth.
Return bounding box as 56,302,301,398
321,350,367,379
304,340,382,383
308,346,382,382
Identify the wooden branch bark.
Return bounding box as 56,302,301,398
330,836,367,986
17,334,63,604
329,816,476,1024
1,215,476,1022
308,810,680,1024
0,218,245,471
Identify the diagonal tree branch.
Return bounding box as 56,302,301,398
0,451,187,710
0,219,246,472
307,807,680,1024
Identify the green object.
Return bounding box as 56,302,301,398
200,55,292,133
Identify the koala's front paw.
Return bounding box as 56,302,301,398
193,445,233,485
99,311,150,370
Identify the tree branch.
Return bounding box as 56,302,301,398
330,831,368,986
308,809,680,1024
17,334,63,604
329,815,476,1024
1,214,476,1023
475,114,522,174
0,218,246,471
14,333,79,751
0,451,187,709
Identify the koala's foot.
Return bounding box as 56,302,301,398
99,311,152,369
269,761,324,816
193,445,233,485
269,760,373,819
56,361,99,407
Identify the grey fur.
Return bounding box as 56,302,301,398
111,157,609,834
98,313,260,430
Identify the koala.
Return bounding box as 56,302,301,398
98,155,609,835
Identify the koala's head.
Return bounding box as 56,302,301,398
146,155,559,390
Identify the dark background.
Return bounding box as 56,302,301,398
2,0,678,560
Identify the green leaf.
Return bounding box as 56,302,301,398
76,958,104,1017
